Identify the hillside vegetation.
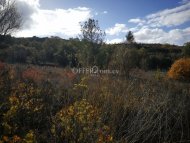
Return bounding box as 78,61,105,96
1,3,190,142
0,35,183,71
0,62,190,143
0,34,190,142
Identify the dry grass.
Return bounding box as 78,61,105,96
0,64,190,143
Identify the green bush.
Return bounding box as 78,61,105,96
182,42,190,57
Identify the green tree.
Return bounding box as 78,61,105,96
182,42,190,57
7,45,29,63
126,31,135,43
80,18,105,44
109,46,139,78
80,18,105,65
54,45,77,67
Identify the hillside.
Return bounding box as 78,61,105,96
1,35,190,142
0,35,183,71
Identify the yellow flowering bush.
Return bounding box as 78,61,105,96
0,66,56,142
1,81,46,140
52,99,113,143
0,130,36,143
71,77,89,101
10,82,43,112
22,130,36,143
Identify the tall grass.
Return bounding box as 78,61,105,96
0,64,190,142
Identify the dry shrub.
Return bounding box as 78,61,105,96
83,76,190,143
65,69,77,80
1,64,190,143
0,61,5,71
22,67,44,82
168,58,190,81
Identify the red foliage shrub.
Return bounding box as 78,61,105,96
22,67,44,82
65,70,76,80
0,61,5,71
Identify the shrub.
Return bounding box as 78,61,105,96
52,99,113,143
0,61,5,71
182,42,190,57
7,45,29,63
111,47,140,77
22,67,44,82
168,58,190,81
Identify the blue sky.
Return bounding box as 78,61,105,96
15,0,190,45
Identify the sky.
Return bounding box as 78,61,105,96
14,0,190,45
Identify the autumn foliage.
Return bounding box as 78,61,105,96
167,58,190,81
22,67,44,82
1,63,190,143
52,99,113,143
0,61,5,71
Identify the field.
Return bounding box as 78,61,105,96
0,62,190,143
1,0,190,142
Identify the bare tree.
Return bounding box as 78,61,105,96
0,0,22,35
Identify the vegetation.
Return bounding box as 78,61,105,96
52,99,112,143
0,16,190,142
168,58,190,81
0,35,182,71
79,18,106,66
126,31,135,43
0,64,190,143
0,0,22,35
80,18,105,44
182,42,190,57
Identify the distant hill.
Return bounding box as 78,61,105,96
0,35,183,70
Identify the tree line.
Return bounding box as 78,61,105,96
0,1,190,75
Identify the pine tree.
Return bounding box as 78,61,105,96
126,31,135,43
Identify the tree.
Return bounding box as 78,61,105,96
182,42,190,57
80,18,105,65
80,18,105,44
0,0,22,35
54,45,77,67
109,46,139,78
126,31,135,43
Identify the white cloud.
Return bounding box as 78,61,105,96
94,12,98,15
105,23,128,36
14,0,190,46
134,27,190,45
128,18,145,24
125,1,190,45
146,1,190,27
17,0,40,8
15,0,92,38
94,10,107,16
103,11,108,14
16,0,39,29
147,2,190,19
106,38,123,44
179,0,190,4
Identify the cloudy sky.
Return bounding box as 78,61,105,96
15,0,190,45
